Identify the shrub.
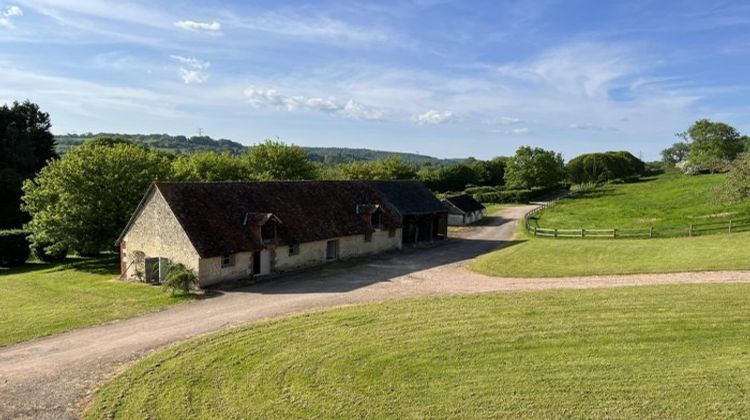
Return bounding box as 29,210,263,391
0,230,31,267
32,241,68,262
566,151,645,184
161,261,198,295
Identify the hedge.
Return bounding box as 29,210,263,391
0,230,31,267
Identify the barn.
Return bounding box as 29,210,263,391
116,180,442,287
368,180,448,244
442,194,486,226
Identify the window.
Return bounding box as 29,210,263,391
289,243,300,256
364,231,373,242
388,228,396,238
221,254,234,268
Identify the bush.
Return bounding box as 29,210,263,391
0,230,31,267
32,241,68,262
161,261,198,295
566,151,645,184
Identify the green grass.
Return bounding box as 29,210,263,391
87,284,750,418
536,171,750,229
471,229,750,277
0,257,191,346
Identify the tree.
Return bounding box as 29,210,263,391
504,146,565,189
660,142,691,165
684,119,744,173
22,138,172,256
417,163,479,192
719,153,750,203
337,156,417,180
246,140,317,180
566,151,644,184
172,151,251,181
472,158,506,186
0,101,57,229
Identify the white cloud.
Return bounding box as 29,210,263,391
0,5,23,29
414,109,453,125
174,20,221,35
511,127,529,134
497,42,637,99
243,86,385,121
491,116,523,125
226,12,389,44
569,123,618,131
170,55,210,84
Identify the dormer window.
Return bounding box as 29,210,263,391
243,212,282,247
261,222,276,244
372,211,383,228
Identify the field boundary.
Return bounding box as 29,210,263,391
524,203,750,239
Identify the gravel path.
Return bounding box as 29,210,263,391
2,204,749,419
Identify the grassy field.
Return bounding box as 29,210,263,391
0,258,191,346
471,227,750,277
534,171,750,229
87,284,750,418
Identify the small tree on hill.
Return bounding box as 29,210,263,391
684,119,745,173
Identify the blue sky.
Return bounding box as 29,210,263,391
1,0,749,160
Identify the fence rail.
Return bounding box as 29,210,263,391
524,202,750,240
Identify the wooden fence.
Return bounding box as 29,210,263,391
524,203,750,239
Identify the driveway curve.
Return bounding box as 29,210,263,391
1,204,750,419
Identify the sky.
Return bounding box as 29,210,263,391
1,1,749,160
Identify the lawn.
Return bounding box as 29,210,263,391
87,284,750,418
471,228,750,277
534,171,750,229
0,257,191,346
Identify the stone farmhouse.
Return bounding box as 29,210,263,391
442,194,486,226
116,180,447,287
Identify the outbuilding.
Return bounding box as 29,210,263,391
442,194,486,226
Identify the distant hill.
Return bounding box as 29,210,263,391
54,133,247,155
54,133,461,165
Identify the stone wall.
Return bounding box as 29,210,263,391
274,228,402,273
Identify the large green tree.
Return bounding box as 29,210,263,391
0,101,57,228
22,138,172,255
504,146,565,189
684,119,745,173
246,140,317,180
172,151,251,181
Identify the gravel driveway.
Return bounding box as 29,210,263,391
1,204,749,419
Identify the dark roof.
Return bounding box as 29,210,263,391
123,181,402,258
367,180,447,216
443,194,486,214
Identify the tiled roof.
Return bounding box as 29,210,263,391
151,181,403,257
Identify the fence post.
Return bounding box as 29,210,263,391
649,226,654,238
581,228,585,239
688,224,693,237
613,228,617,239
554,228,558,239
729,220,733,233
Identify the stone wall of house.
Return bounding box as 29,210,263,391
274,228,402,273
198,252,254,286
121,189,200,281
